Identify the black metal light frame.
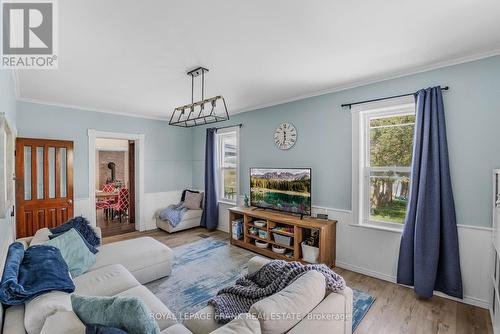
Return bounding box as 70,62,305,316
169,67,230,128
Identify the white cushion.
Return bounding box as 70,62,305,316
74,264,140,296
29,228,52,246
249,271,326,334
183,209,203,220
157,216,201,234
211,314,261,334
183,192,203,210
3,305,26,334
247,257,271,275
25,227,101,247
116,285,177,330
287,289,351,334
183,305,223,334
160,324,194,334
92,237,173,283
24,291,72,334
15,237,32,249
40,311,85,334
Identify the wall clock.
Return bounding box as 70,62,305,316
274,122,297,150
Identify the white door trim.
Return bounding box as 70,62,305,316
88,129,146,231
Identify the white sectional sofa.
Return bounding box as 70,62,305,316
2,229,353,334
2,227,176,334
184,256,353,334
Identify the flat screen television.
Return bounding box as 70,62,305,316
250,168,311,216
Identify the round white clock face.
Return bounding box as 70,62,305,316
274,123,297,150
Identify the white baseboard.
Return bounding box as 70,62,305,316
336,260,396,282
336,260,490,309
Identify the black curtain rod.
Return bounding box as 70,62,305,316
341,86,449,109
215,123,243,131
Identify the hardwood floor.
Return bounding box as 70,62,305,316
104,227,493,334
103,227,227,247
335,268,492,334
97,210,136,237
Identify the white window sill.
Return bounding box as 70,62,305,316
349,223,403,234
218,200,237,206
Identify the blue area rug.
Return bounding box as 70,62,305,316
352,288,375,331
146,238,375,331
146,238,255,318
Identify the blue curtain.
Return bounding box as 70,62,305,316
397,86,463,299
201,128,219,231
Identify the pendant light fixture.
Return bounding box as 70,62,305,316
169,67,229,127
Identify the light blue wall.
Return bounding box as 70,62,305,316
0,71,16,130
17,102,193,199
193,55,500,228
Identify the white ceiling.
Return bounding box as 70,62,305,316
16,0,500,120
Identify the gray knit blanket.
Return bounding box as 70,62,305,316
158,202,187,227
208,260,346,324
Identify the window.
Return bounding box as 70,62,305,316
352,96,415,229
216,127,239,203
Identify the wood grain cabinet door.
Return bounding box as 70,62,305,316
15,138,74,238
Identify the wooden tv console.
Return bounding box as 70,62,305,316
228,207,337,267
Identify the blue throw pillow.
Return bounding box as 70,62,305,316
86,324,128,334
44,228,96,277
50,216,100,247
71,294,160,334
50,229,99,254
0,243,74,305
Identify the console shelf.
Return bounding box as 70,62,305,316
228,206,337,267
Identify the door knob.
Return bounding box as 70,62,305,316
68,199,73,205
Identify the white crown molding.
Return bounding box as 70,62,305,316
13,49,500,120
231,49,500,115
16,97,171,122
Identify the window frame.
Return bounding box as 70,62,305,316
0,113,15,218
352,96,415,231
216,126,240,204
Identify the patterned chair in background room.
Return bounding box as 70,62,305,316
96,198,111,220
100,183,117,219
111,188,130,223
102,183,115,192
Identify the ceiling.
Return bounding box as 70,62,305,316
16,0,500,120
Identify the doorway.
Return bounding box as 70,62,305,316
88,130,144,236
94,138,135,237
15,138,74,238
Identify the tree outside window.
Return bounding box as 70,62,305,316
217,131,238,202
368,114,415,224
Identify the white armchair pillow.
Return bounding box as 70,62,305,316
249,271,326,334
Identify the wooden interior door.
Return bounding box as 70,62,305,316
15,138,74,238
